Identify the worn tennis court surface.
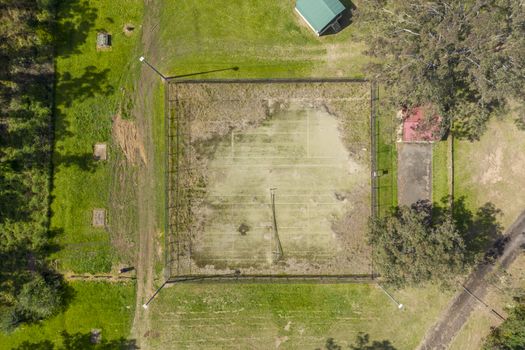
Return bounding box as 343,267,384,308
168,81,372,276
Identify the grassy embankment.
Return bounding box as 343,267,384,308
145,1,450,349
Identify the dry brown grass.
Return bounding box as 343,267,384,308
450,254,525,350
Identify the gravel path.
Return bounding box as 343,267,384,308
130,1,163,348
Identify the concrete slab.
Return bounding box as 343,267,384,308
397,143,432,206
93,143,107,161
92,208,106,228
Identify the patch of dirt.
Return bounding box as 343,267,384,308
108,155,138,267
113,113,147,165
143,330,160,338
511,153,525,175
123,23,135,36
275,336,289,349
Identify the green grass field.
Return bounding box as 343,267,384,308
147,283,452,349
0,282,135,348
454,118,525,229
50,0,144,273
375,88,397,216
157,0,369,79
147,2,456,349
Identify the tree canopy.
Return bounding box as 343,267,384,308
356,0,525,140
0,0,63,331
483,293,525,349
368,201,465,288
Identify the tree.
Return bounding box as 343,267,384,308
355,0,525,140
0,307,20,333
0,0,65,331
483,293,525,350
17,274,62,321
369,201,465,287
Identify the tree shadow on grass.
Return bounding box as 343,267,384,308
14,331,137,349
319,333,397,350
57,66,114,108
55,0,99,58
53,152,101,173
0,0,101,333
434,196,504,264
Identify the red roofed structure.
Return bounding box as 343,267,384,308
402,106,443,142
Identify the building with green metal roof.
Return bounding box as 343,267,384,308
295,0,346,36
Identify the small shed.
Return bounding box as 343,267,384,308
96,32,111,49
295,0,346,36
401,106,443,143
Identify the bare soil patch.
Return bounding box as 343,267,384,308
112,113,147,165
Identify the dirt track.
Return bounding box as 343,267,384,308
130,1,162,348
417,211,525,350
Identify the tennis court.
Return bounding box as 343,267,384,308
168,81,372,276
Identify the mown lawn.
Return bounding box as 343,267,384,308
0,282,135,349
376,86,397,216
432,140,449,204
147,283,452,350
157,0,369,79
50,0,144,273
